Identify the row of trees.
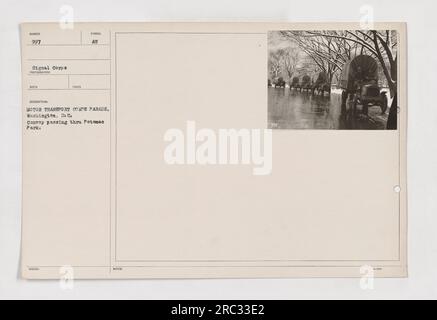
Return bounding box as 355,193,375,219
269,30,398,96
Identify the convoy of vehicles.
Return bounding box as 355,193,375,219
268,54,389,117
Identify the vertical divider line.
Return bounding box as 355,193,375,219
114,32,118,263
109,30,112,274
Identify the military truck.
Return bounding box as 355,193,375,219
340,55,388,115
290,76,299,89
299,75,312,92
312,72,331,96
274,77,286,88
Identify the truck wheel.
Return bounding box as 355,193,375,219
352,95,358,115
381,94,388,114
341,90,348,114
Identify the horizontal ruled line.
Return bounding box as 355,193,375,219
27,44,109,47
28,74,110,76
27,88,110,91
27,265,403,269
27,58,110,61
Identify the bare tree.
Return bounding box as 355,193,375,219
281,30,397,95
280,47,300,81
268,47,300,82
268,51,282,80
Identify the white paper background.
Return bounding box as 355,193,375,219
0,0,435,299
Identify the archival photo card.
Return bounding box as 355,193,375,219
20,22,407,279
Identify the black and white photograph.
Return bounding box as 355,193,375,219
268,30,398,130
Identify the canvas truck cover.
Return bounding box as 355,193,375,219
301,75,311,85
339,55,379,90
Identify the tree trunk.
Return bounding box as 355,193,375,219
386,93,397,130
